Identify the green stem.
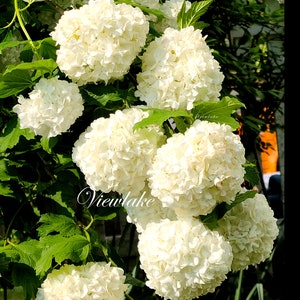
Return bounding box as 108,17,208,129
84,214,94,231
125,293,134,300
14,0,37,53
1,11,17,29
234,270,243,300
3,201,27,246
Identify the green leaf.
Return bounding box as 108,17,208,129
177,0,214,29
0,182,14,197
0,158,12,180
11,262,40,300
40,136,59,154
4,59,57,75
0,116,35,153
0,69,32,98
84,89,124,106
115,0,165,21
199,207,221,230
0,240,41,269
200,190,256,229
80,84,127,110
37,213,82,238
36,37,58,60
0,252,10,273
125,274,145,287
0,59,58,97
36,235,90,276
45,180,78,216
172,116,192,133
0,40,29,53
243,161,260,187
192,96,245,130
133,108,192,130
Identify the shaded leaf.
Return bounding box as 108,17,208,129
200,190,256,229
0,69,32,98
243,161,260,187
11,262,40,300
36,37,57,60
125,274,145,287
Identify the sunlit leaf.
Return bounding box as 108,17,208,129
37,213,82,238
192,96,245,130
133,108,192,130
0,117,35,152
36,235,90,276
177,0,213,29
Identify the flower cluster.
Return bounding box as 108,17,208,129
72,107,166,196
217,189,279,271
13,76,84,138
35,262,128,300
148,120,246,218
135,26,224,110
50,0,149,85
138,218,233,300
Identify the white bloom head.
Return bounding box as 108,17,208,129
72,107,166,195
125,184,177,233
135,26,224,110
217,190,279,271
148,120,246,218
50,0,149,86
13,76,84,138
138,218,233,299
35,262,128,300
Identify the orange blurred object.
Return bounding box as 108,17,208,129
259,129,279,174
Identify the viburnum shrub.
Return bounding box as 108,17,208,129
0,0,281,299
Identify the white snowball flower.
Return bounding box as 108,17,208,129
216,189,279,272
35,262,128,300
50,0,149,86
148,120,246,218
154,0,192,33
135,26,224,110
13,76,84,138
124,183,177,233
72,107,166,196
138,218,233,300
